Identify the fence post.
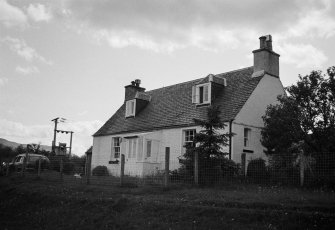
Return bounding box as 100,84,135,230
120,154,125,186
86,153,92,185
300,160,305,187
165,147,170,187
60,157,63,181
194,151,199,185
37,157,41,177
6,163,9,176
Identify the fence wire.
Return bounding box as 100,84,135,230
1,152,334,189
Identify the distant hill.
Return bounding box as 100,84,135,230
0,138,52,151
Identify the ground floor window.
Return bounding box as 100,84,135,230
184,129,196,148
112,137,121,159
127,138,137,158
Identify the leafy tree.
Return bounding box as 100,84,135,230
0,144,16,163
262,66,335,154
179,105,232,184
261,67,335,186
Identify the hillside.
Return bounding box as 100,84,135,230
0,138,51,151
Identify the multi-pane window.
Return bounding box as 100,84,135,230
184,129,196,148
127,138,137,158
125,99,136,117
112,137,121,158
244,128,251,147
146,140,152,157
192,83,210,104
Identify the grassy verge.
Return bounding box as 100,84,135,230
1,176,335,230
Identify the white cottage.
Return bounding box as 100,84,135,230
92,35,285,177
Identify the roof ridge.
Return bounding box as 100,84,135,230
147,66,253,93
215,66,253,77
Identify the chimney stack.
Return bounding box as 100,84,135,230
125,79,145,101
252,35,279,78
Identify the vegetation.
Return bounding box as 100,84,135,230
262,66,335,155
261,66,335,187
246,158,268,183
92,165,109,176
1,177,334,230
179,105,233,185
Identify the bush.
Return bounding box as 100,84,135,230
220,158,239,177
92,165,109,176
247,158,268,182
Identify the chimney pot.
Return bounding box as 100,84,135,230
135,79,141,87
125,79,145,101
259,36,267,49
253,34,280,78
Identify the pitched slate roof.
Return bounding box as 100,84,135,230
94,66,263,136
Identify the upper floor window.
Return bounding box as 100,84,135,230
112,137,121,159
192,83,211,105
125,99,136,117
184,129,196,148
244,128,251,147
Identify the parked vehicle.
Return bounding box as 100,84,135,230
8,153,50,172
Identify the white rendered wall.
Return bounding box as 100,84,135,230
232,74,285,168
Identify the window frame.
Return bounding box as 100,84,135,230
112,137,121,159
146,140,152,158
192,83,211,105
127,138,137,159
244,128,251,147
183,129,196,149
125,99,136,117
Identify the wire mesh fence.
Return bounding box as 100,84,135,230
1,152,335,189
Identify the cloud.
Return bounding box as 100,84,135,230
0,118,102,155
277,43,328,68
64,0,335,52
27,3,52,22
0,77,8,86
15,66,40,75
0,0,27,28
2,37,52,64
286,0,335,38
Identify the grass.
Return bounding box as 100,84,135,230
1,175,335,229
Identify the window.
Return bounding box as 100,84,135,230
146,140,152,157
184,129,196,148
192,83,211,104
125,99,136,117
112,137,121,158
127,138,137,158
244,128,251,147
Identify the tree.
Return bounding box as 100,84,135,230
261,67,335,186
179,105,232,184
262,66,335,155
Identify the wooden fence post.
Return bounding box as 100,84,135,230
120,154,125,186
165,147,170,187
6,163,9,176
300,160,305,187
194,151,199,185
38,157,41,177
86,153,92,185
60,157,63,181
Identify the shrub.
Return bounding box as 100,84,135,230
220,158,240,177
247,158,268,182
92,165,109,176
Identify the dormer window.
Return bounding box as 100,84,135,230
192,83,211,105
125,99,136,117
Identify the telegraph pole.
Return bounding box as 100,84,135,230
51,117,74,156
51,117,59,152
69,131,73,157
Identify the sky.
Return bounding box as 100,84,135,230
0,0,334,156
